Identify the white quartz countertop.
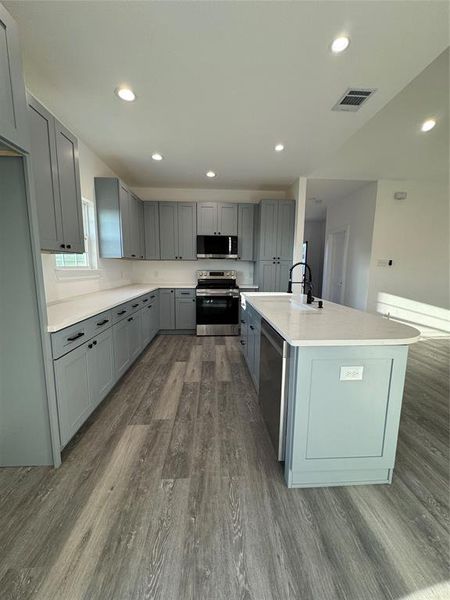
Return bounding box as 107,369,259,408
46,283,195,332
241,293,421,347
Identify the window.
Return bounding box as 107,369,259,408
55,199,98,274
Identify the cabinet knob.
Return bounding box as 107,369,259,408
131,254,136,258
179,256,182,260
250,325,254,330
88,343,93,349
60,244,66,249
128,317,133,322
240,340,245,345
66,244,71,249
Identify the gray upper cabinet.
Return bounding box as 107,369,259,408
0,5,29,152
95,177,144,259
197,202,237,235
217,203,238,235
255,199,295,262
28,97,62,251
144,201,160,260
54,121,84,253
160,201,196,260
28,95,84,253
238,203,254,261
197,202,217,235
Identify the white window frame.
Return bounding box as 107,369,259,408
54,198,99,279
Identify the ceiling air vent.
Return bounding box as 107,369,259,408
332,88,376,112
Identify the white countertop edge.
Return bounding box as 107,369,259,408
241,293,421,347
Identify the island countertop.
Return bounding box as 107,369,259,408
241,292,420,347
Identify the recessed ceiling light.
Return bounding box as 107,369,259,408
152,153,163,161
421,118,436,132
331,36,350,54
115,87,136,102
274,144,285,152
206,170,216,178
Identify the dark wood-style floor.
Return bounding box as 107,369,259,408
0,335,449,600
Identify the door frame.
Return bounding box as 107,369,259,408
322,225,349,304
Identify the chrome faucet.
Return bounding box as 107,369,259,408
287,262,314,304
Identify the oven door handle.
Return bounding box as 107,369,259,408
196,290,240,297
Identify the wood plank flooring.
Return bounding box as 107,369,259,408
0,335,449,600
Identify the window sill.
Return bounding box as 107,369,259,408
55,269,101,282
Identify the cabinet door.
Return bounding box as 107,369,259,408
246,312,255,374
175,298,196,329
54,121,84,253
239,307,248,358
142,303,152,347
128,311,142,362
144,201,160,259
256,261,277,292
130,194,144,259
238,203,254,261
28,96,63,252
217,203,238,235
258,200,278,260
177,202,197,260
88,328,115,409
197,202,217,235
54,343,91,448
150,295,160,339
0,5,29,152
276,200,295,260
113,317,131,380
159,202,178,259
253,321,261,392
119,183,133,258
276,261,291,293
159,289,175,329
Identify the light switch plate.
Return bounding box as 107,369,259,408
340,366,364,381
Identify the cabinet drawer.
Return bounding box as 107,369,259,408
148,290,159,303
112,302,130,324
128,299,142,314
175,288,195,299
91,310,112,333
51,320,92,359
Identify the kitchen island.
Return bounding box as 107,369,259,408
240,293,420,488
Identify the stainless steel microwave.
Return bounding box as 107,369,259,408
196,235,238,259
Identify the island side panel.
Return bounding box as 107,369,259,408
284,344,409,488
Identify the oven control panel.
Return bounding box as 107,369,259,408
196,270,237,279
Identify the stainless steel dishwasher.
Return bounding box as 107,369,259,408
259,319,290,461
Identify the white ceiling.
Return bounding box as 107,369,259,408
311,48,449,182
5,1,449,189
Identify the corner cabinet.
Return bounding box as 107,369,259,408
95,177,145,259
28,95,84,253
197,202,237,235
159,201,196,260
0,4,30,152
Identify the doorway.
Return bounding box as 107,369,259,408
323,226,349,304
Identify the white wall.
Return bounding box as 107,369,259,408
304,220,325,297
287,177,307,264
324,182,377,310
367,179,450,336
41,141,134,303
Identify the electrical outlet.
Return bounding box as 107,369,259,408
340,366,364,381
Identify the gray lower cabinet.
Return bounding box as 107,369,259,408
255,260,290,292
128,311,142,361
113,316,131,379
87,328,115,410
144,201,160,259
239,306,248,359
160,201,197,260
159,289,176,329
238,203,254,261
197,202,238,235
95,177,144,259
28,95,84,253
54,343,91,448
175,297,196,329
240,304,261,390
0,4,29,152
142,298,159,346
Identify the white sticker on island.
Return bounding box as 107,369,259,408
340,366,364,381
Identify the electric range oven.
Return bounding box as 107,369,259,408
196,270,240,336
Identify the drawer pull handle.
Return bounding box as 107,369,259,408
67,332,84,342
93,340,97,346
128,317,134,322
132,303,139,308
96,319,109,326
249,325,254,330
117,310,127,315
151,295,156,299
240,319,245,324
88,343,93,349
142,299,148,302
240,340,245,345
66,244,71,249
